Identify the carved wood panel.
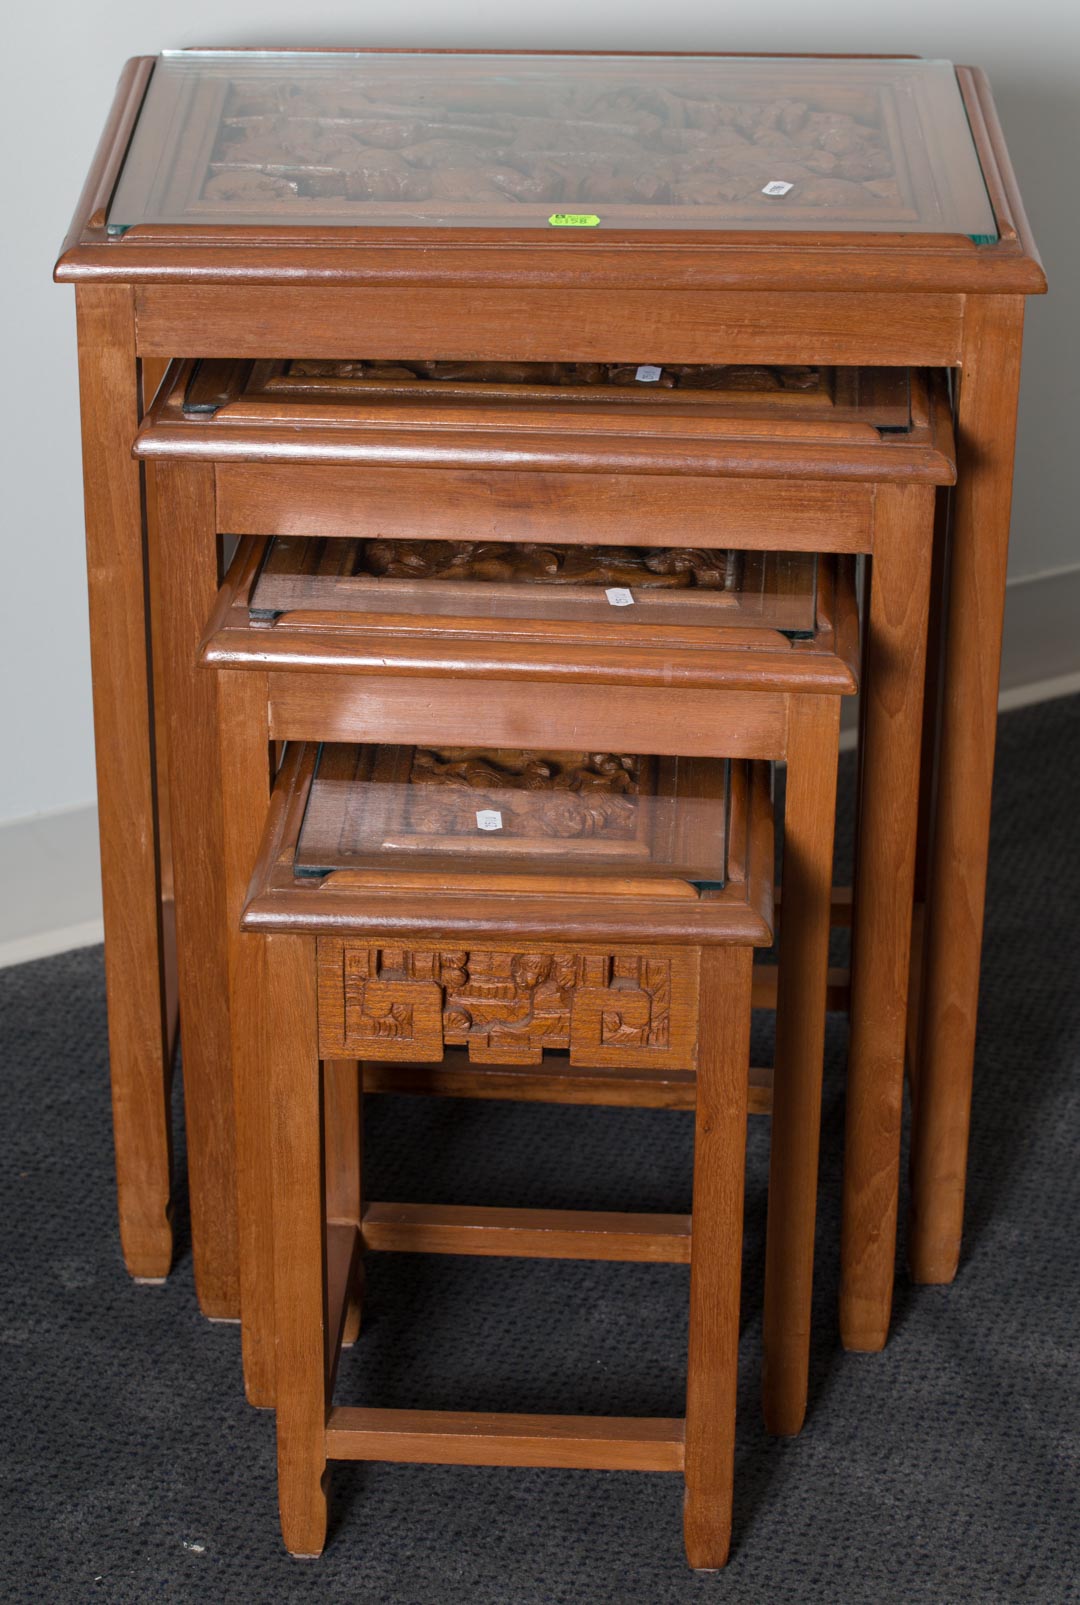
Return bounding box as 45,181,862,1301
317,937,701,1069
283,358,824,397
297,745,697,874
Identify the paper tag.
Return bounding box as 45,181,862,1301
548,213,600,227
606,588,635,607
761,180,794,197
475,809,503,831
635,364,662,382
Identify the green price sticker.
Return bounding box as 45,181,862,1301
548,213,600,227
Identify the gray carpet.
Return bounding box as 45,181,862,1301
1,695,1078,1604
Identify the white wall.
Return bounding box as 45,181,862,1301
2,1,1077,825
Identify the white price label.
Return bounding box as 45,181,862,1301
635,364,662,382
475,809,503,831
761,180,794,197
606,588,635,607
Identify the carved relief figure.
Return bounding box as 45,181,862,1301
339,944,679,1066
207,73,900,215
405,748,641,839
361,537,735,590
287,356,822,395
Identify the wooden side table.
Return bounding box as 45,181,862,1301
244,741,776,1568
136,352,944,1413
56,51,1045,1344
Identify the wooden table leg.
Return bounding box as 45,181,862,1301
910,296,1027,1285
153,461,241,1320
217,670,278,1399
762,695,840,1433
913,486,953,913
141,360,175,923
218,679,364,1403
325,1060,365,1347
906,485,953,1100
841,485,935,1350
74,286,173,1284
267,934,330,1557
684,946,752,1571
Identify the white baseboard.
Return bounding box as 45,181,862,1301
0,919,105,971
998,667,1080,712
0,805,103,969
837,562,1080,746
1000,563,1080,693
0,566,1076,968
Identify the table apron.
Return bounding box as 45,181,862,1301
266,673,792,759
216,463,873,553
134,286,965,367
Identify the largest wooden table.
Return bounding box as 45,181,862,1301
55,54,1046,1348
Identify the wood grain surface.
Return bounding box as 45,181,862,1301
75,287,176,1288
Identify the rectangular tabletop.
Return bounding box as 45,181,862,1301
108,52,996,239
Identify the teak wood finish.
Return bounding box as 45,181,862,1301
143,356,883,1427
138,352,945,1414
57,52,1044,1347
195,530,853,1439
250,745,773,1568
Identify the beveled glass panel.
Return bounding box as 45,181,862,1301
237,356,847,411
216,355,911,423
109,51,996,237
294,743,731,893
249,536,818,638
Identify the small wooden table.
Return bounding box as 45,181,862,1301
137,352,944,1413
55,50,1045,1345
141,351,875,1424
245,741,776,1568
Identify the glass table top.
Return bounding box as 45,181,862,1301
108,51,996,238
249,536,818,638
225,356,843,409
294,743,731,894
